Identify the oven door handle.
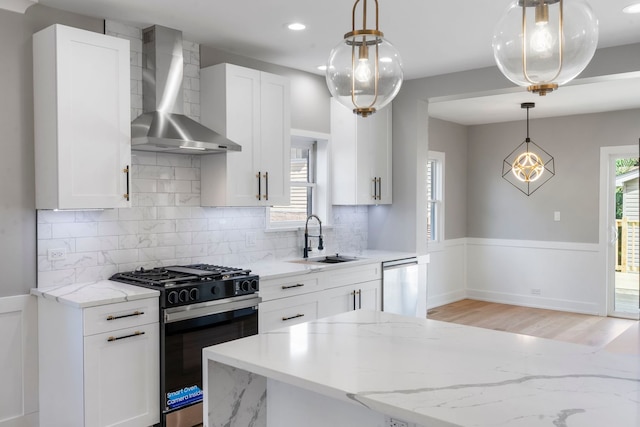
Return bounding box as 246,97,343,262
164,295,261,324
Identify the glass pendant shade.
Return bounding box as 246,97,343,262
502,103,555,196
326,0,403,117
492,0,599,95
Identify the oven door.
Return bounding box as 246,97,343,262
162,294,259,427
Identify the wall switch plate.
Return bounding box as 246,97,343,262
554,211,561,221
47,248,66,261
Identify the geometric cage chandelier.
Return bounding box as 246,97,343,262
502,102,555,196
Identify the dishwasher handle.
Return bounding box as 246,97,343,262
382,258,418,270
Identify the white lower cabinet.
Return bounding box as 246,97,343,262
259,263,382,333
38,297,160,427
320,280,381,318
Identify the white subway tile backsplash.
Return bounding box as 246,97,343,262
97,221,138,236
76,236,119,253
132,151,158,166
134,165,175,180
174,167,200,181
158,207,192,220
37,223,52,239
119,234,158,249
52,223,98,238
98,249,139,265
156,180,192,193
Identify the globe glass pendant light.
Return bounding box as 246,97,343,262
502,103,555,196
493,0,598,95
326,0,403,117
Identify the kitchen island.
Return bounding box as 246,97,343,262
203,310,640,427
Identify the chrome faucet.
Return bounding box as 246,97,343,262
303,214,324,258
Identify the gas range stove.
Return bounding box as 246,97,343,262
110,264,259,308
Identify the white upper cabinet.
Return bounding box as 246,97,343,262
200,63,291,206
331,99,392,205
33,24,131,210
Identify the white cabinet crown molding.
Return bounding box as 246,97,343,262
0,0,38,13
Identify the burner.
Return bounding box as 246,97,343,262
134,267,169,277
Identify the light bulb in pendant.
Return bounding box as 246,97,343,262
512,151,545,182
530,23,553,57
354,44,372,83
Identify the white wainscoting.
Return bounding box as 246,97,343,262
0,295,39,427
465,238,604,315
427,238,467,309
428,238,605,315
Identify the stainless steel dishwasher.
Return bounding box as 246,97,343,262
382,257,424,317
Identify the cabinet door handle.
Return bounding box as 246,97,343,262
123,165,130,201
282,313,304,321
282,283,305,290
377,177,382,201
351,290,357,311
264,171,269,201
256,171,262,200
357,289,362,309
372,177,377,200
106,310,144,321
107,330,145,342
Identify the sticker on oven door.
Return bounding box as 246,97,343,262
166,385,203,409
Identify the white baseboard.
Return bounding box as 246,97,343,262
466,289,601,315
428,237,606,316
427,289,466,310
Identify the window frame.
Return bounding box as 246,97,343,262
427,151,445,244
267,129,331,231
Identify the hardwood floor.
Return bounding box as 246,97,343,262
427,299,638,349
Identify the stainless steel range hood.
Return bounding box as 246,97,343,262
131,25,241,154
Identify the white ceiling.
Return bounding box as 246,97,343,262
34,0,640,123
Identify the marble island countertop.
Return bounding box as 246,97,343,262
203,310,640,427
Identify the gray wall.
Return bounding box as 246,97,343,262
200,46,330,134
368,43,640,252
0,6,103,297
467,109,640,243
428,118,468,240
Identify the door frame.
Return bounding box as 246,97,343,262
599,145,639,319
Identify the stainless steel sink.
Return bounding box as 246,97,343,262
289,254,361,264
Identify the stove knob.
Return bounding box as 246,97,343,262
211,285,219,296
167,291,178,305
241,280,250,292
250,279,258,291
190,288,199,302
178,289,189,303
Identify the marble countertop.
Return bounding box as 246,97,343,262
31,280,159,308
30,250,422,308
246,249,426,280
204,310,640,427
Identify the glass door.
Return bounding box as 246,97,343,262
601,146,639,319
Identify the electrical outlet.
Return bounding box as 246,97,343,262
47,248,66,261
531,288,541,295
387,417,409,427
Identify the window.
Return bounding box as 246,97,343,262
269,141,316,224
427,151,445,243
268,130,330,229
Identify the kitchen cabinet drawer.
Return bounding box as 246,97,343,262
259,274,320,301
323,263,381,289
83,298,158,336
259,294,320,333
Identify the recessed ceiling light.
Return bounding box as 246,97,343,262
623,2,640,13
287,23,306,31
317,65,327,71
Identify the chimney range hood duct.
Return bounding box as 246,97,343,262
131,25,241,154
